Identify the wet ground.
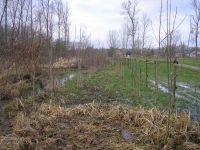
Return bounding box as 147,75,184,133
149,80,200,121
56,74,75,86
0,73,76,135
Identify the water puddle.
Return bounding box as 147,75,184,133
149,80,200,121
45,73,76,90
23,73,76,97
149,80,168,93
177,82,200,94
57,74,75,86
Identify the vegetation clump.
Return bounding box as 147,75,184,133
0,103,199,149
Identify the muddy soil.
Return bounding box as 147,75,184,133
0,71,76,135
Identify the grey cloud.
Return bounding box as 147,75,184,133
66,0,193,47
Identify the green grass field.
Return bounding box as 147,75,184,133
60,58,200,113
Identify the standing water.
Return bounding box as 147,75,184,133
57,74,75,86
149,80,200,121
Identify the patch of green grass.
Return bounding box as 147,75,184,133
179,58,200,67
59,58,200,109
59,61,162,108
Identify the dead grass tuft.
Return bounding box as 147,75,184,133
53,57,78,69
0,103,199,149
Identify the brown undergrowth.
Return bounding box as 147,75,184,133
0,103,199,150
53,57,78,69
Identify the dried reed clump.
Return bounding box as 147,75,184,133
0,103,199,150
53,57,78,69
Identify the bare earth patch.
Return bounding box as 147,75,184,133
0,103,199,150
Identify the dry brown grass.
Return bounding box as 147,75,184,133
0,103,199,150
53,57,78,69
0,78,30,101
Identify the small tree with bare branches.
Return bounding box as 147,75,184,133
122,0,139,52
191,0,200,58
107,30,119,57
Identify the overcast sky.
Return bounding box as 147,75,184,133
65,0,193,48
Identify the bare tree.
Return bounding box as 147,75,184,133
120,22,130,49
9,0,20,45
0,0,6,25
62,2,70,50
191,0,200,58
0,0,71,98
55,0,63,58
77,25,91,49
170,30,181,56
180,42,187,57
141,14,150,55
35,10,43,36
108,30,119,49
4,0,8,45
122,0,139,51
158,0,163,56
41,0,55,98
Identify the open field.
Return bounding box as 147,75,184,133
0,57,200,149
1,0,200,149
60,58,200,120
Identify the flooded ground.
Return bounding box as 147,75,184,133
56,74,75,86
34,73,76,94
0,72,76,135
149,80,200,121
